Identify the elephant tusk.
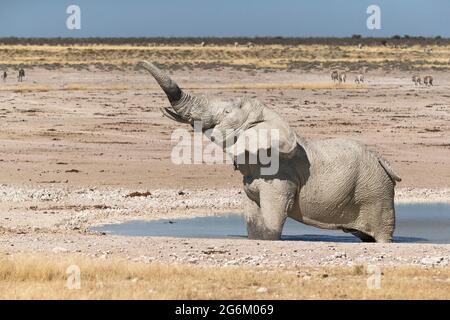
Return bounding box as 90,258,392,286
160,107,190,124
246,119,265,129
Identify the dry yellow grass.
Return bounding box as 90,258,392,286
0,254,449,299
1,44,449,70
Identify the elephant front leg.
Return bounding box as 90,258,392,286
244,196,271,240
244,181,293,240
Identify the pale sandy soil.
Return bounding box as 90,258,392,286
1,68,449,188
0,68,449,273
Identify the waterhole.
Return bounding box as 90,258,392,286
92,203,450,243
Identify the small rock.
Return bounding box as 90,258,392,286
420,257,443,265
52,247,68,253
256,287,268,293
187,257,198,264
332,252,347,259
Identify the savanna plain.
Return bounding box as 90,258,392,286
0,40,449,299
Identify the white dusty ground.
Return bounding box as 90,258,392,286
0,185,449,269
1,185,450,231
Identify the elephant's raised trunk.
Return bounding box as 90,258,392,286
137,61,208,125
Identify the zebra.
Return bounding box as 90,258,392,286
246,41,254,48
1,71,6,82
412,75,421,86
18,68,25,82
234,42,239,48
331,70,339,83
338,72,346,84
354,74,364,84
423,75,433,86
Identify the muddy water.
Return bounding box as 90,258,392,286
92,203,450,243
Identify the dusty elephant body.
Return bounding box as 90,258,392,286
138,61,401,243
241,137,399,242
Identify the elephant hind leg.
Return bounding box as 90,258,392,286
374,204,395,243
344,229,376,242
356,201,395,243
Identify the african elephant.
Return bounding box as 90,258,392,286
138,61,401,243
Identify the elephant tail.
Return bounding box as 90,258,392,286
378,158,402,183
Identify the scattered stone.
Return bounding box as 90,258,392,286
420,257,444,265
256,287,268,293
125,191,152,198
332,252,347,259
52,247,69,253
187,257,198,264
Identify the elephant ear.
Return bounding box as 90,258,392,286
230,107,299,159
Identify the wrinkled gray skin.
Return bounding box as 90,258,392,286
138,61,401,242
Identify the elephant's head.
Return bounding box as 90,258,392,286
138,61,299,172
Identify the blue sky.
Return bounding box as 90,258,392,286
0,0,448,37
